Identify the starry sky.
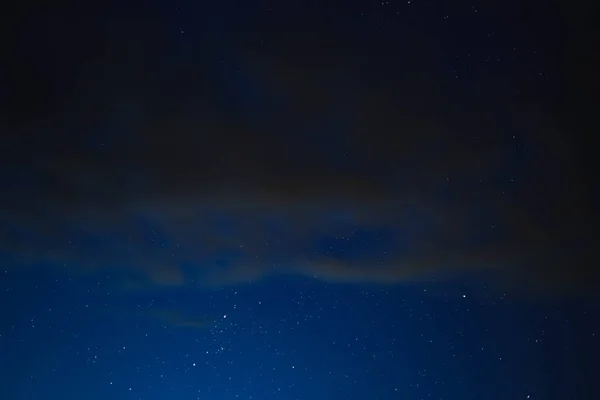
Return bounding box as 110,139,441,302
0,1,598,399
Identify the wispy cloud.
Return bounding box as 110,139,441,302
1,20,596,296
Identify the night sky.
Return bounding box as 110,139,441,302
1,1,598,399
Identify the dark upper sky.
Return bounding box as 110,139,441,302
0,2,597,291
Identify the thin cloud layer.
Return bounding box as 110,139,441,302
1,18,596,296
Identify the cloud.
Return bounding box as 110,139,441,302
150,309,217,330
1,17,596,297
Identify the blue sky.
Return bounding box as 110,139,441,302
1,0,598,398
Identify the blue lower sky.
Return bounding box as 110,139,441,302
1,268,597,400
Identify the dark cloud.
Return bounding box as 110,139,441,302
1,16,596,296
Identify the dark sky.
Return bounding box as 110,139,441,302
2,0,597,293
0,1,598,399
